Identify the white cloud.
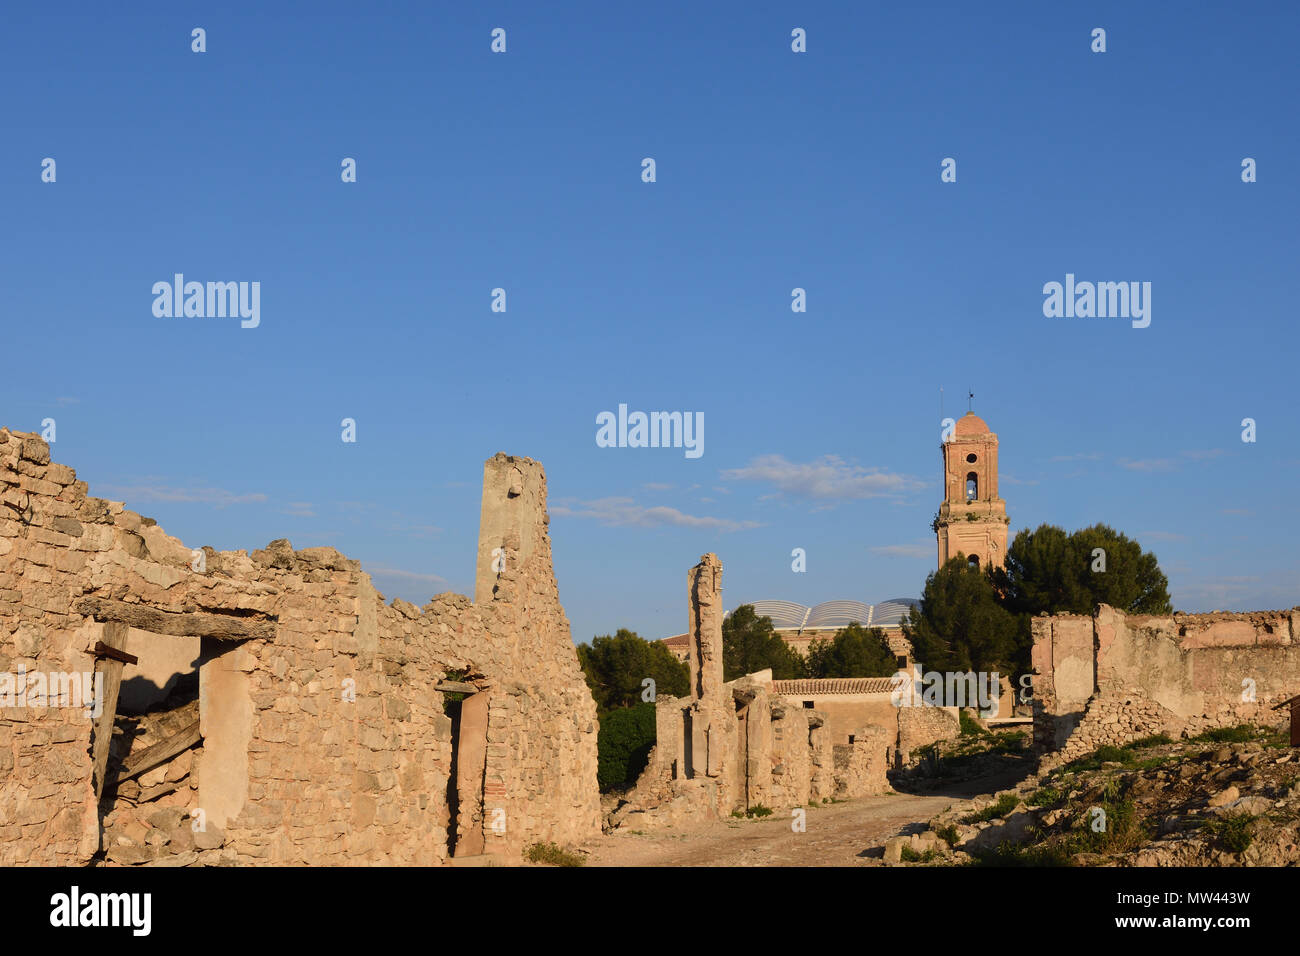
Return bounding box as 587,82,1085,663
365,565,450,587
552,497,759,532
100,483,268,508
870,543,933,559
1118,458,1178,473
722,455,924,501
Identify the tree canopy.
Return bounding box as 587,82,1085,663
577,628,689,714
805,623,898,679
722,605,805,680
993,523,1172,618
903,556,1020,675
905,524,1173,680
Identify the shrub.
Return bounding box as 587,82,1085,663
1193,724,1260,744
959,709,989,737
745,804,773,818
524,842,585,867
962,794,1019,825
934,824,960,845
596,702,656,792
1027,786,1065,808
1203,813,1255,854
900,846,941,863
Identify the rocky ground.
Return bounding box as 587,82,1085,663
888,724,1299,867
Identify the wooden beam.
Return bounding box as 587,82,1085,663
91,622,129,801
435,680,479,694
75,597,275,640
118,719,201,783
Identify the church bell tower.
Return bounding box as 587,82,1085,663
936,411,1008,570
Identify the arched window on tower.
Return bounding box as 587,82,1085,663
968,554,980,570
966,472,978,500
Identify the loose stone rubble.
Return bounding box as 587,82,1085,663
0,429,600,865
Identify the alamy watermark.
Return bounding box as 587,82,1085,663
152,274,260,328
890,665,1001,718
1042,274,1150,329
595,404,703,459
0,667,103,717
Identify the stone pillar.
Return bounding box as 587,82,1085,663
688,554,724,703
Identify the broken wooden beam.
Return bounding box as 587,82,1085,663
435,680,479,694
75,597,275,640
118,720,201,783
91,622,129,801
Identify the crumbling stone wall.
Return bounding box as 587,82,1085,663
1033,604,1300,770
0,430,599,865
832,726,890,799
610,553,892,831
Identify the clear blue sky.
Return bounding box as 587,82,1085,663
4,1,1297,646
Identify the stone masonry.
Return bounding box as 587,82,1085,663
0,429,600,865
1032,603,1300,770
610,553,890,830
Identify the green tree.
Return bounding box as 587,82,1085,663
595,702,657,792
722,605,806,680
805,623,898,678
993,523,1171,618
991,523,1173,668
577,628,689,714
903,556,1020,675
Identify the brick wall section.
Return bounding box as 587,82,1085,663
1033,604,1300,770
0,432,599,865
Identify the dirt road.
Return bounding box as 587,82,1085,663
584,770,1027,866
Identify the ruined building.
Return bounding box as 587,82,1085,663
1032,604,1300,769
610,554,891,830
0,428,600,865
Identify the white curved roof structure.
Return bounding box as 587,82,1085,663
742,598,917,630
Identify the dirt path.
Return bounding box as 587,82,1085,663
584,769,1029,867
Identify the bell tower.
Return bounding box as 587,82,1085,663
936,411,1008,570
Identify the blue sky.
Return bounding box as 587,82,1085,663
3,1,1298,646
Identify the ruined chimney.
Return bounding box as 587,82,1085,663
474,453,547,605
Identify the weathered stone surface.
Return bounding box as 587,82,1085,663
0,435,600,867
1033,605,1298,770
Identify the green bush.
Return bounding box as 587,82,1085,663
1027,786,1065,808
1203,813,1255,853
959,709,989,737
962,794,1019,825
596,702,656,792
934,824,960,845
1193,724,1261,744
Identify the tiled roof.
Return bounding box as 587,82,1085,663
661,633,688,646
771,677,899,696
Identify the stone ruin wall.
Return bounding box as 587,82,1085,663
610,554,891,831
1032,603,1300,770
0,430,599,865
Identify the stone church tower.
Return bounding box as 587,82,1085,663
935,411,1008,570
